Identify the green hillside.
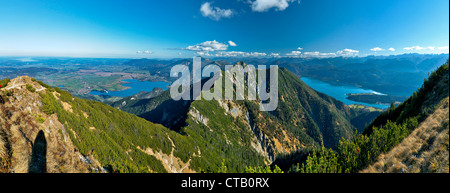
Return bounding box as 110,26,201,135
38,87,173,173
111,63,379,165
366,60,450,134
41,84,271,172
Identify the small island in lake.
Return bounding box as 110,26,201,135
346,93,408,105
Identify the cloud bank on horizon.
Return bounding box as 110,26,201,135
182,40,449,58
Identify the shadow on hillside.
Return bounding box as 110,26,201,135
29,130,47,173
0,95,5,104
142,98,193,133
140,78,216,133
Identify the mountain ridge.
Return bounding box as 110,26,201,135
111,63,379,159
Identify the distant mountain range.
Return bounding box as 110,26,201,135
112,53,449,98
1,53,447,103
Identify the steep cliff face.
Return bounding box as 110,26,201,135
213,99,278,163
245,111,275,162
0,76,99,173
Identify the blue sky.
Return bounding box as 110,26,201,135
0,0,448,58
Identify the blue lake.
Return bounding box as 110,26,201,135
89,79,170,97
300,77,389,109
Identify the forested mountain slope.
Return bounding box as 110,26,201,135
111,63,378,161
0,76,266,173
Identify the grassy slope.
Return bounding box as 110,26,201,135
362,97,449,173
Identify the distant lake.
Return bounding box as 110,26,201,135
300,77,389,109
89,79,170,97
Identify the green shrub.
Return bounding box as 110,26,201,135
0,79,10,88
40,92,57,115
36,80,54,92
26,84,36,92
245,165,284,173
35,114,46,123
4,89,12,96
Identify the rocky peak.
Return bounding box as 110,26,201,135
0,76,100,173
233,61,247,68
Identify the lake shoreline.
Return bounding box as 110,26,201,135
300,76,390,109
89,79,170,97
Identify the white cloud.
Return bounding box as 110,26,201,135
214,51,242,57
250,0,300,12
403,46,441,52
438,46,449,50
284,48,358,58
285,50,302,56
437,46,449,53
297,47,303,50
404,46,426,50
336,48,359,56
136,50,153,54
388,48,395,51
197,51,211,56
228,41,237,47
302,51,319,56
185,40,229,52
269,53,281,57
248,52,267,57
214,51,267,57
320,53,337,57
370,47,384,51
200,2,234,21
302,51,336,58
